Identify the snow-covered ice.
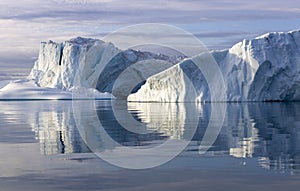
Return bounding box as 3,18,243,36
0,79,111,100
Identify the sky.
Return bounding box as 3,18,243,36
0,0,300,80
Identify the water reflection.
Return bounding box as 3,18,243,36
249,103,300,173
28,102,90,155
72,100,200,169
3,101,300,173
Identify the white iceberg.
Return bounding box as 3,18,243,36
0,37,181,100
1,30,300,101
129,30,300,102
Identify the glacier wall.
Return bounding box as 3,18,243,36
129,30,300,102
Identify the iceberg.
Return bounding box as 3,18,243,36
28,37,182,92
1,30,300,101
129,30,300,102
0,37,182,100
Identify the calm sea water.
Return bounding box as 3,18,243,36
0,100,300,191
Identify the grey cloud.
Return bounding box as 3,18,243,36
4,9,300,27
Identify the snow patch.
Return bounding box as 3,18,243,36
0,80,111,100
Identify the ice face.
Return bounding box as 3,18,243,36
28,37,120,91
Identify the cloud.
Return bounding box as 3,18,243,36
3,0,300,23
0,0,300,77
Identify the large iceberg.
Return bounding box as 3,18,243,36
0,37,183,100
1,30,300,101
129,30,300,102
28,37,183,99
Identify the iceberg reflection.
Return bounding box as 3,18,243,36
28,102,90,155
73,100,199,169
248,103,300,174
19,100,300,172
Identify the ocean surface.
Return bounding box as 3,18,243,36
0,100,300,191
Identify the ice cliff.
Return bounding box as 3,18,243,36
129,30,300,102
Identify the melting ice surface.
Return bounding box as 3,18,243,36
1,100,300,190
